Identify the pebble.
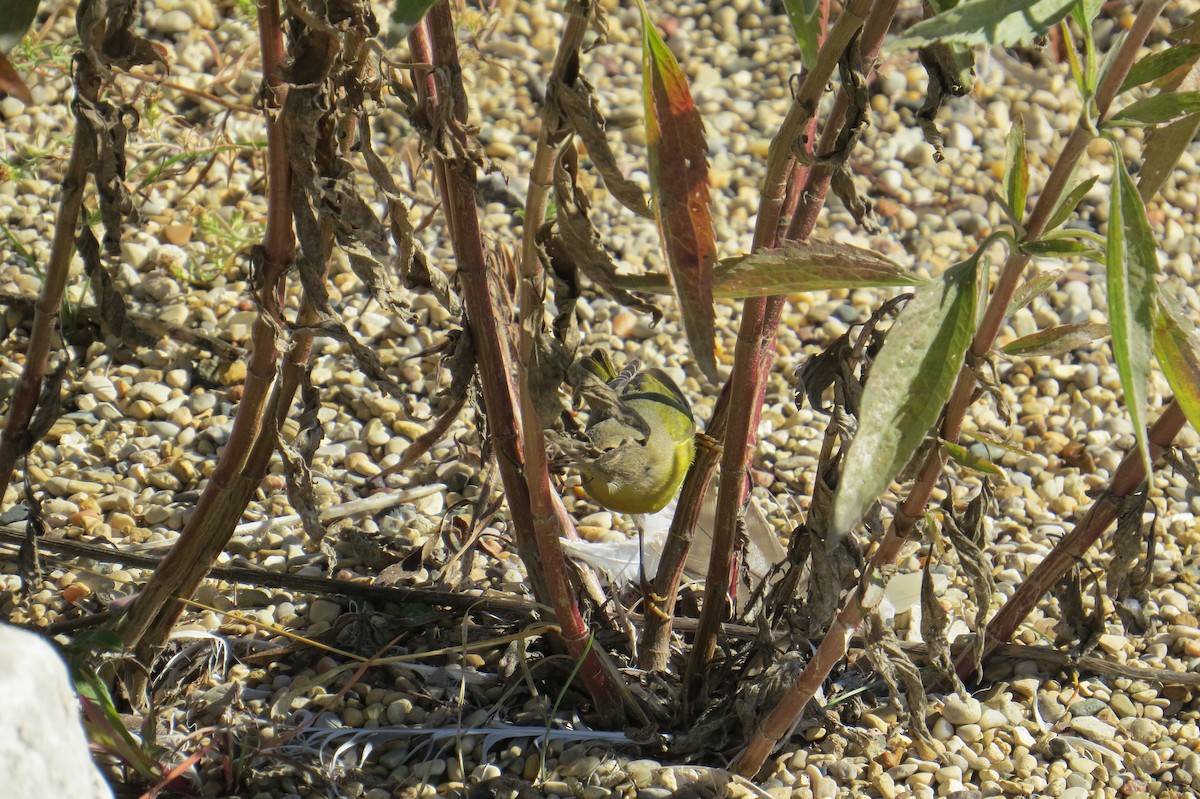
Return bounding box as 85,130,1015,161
943,697,983,726
307,599,342,625
1070,716,1118,741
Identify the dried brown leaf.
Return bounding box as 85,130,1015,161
360,114,460,316
75,91,139,254
0,51,32,106
77,223,146,349
18,481,46,595
553,69,653,220
297,315,411,404
25,357,69,457
546,149,662,323
1108,488,1154,603
278,371,325,549
862,609,934,749
921,548,965,696
944,486,996,676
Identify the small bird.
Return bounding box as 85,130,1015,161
571,349,695,515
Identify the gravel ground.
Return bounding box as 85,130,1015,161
1,0,1199,797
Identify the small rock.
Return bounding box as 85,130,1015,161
1069,715,1117,741
308,598,342,625
0,623,113,798
154,9,195,34
81,374,119,403
978,706,1009,730
1069,698,1107,717
943,696,983,725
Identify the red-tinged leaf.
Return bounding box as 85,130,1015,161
0,51,32,105
1153,291,1200,435
1001,322,1110,357
638,0,716,381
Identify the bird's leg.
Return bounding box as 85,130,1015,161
636,514,672,622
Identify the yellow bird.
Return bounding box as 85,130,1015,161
572,349,695,515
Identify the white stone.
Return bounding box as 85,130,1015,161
0,624,113,798
942,696,982,725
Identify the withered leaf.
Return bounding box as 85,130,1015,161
1107,488,1153,603
944,488,996,676
24,356,69,458
328,159,408,313
278,371,327,550
921,546,965,696
0,51,32,106
360,114,459,316
75,90,139,255
296,315,411,404
77,223,145,349
862,608,934,749
545,149,662,323
18,480,46,596
553,73,653,220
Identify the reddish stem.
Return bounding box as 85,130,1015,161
118,0,295,684
417,3,630,719
684,0,876,698
733,0,1169,775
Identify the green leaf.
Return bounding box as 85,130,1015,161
638,0,717,381
888,0,1077,51
782,0,823,71
1108,91,1200,125
1107,151,1159,471
1072,0,1103,26
1069,1,1101,92
386,0,439,46
830,257,981,539
1020,237,1103,261
1007,267,1063,317
1002,322,1110,356
1138,112,1200,202
963,429,1036,460
1153,291,1200,436
1003,115,1028,226
1120,44,1200,94
1059,20,1090,98
612,238,927,298
941,438,1005,477
1044,174,1100,233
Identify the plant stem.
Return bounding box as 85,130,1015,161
0,58,96,502
419,2,631,719
684,0,875,700
519,0,590,284
117,0,295,690
733,0,1168,775
958,399,1186,678
786,0,900,242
